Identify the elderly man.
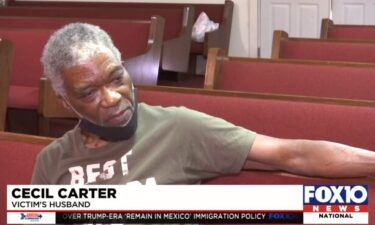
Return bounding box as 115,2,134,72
32,22,375,185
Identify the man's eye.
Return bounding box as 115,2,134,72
111,75,123,85
79,89,96,99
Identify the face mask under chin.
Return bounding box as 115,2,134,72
65,88,138,142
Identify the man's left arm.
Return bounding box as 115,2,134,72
246,134,375,178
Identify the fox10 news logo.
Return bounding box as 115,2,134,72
303,185,368,224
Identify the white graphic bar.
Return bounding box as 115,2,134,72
7,185,303,211
304,212,368,224
7,212,55,224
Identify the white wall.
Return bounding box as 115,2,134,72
260,0,330,58
228,0,258,57
332,0,375,24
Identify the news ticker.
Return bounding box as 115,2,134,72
8,211,304,224
7,184,369,224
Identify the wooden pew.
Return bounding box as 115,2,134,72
2,28,53,113
204,172,375,225
38,77,76,136
321,18,375,41
1,130,373,225
0,132,375,224
138,86,375,150
205,48,375,101
0,6,193,74
0,131,53,225
38,80,375,224
137,86,375,225
0,39,13,131
272,30,375,63
7,80,375,224
189,0,234,56
3,17,163,130
5,0,234,57
39,77,375,150
0,16,164,85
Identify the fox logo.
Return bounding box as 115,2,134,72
304,185,368,204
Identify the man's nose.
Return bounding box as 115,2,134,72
100,87,121,107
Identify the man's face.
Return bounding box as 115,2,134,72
61,52,134,127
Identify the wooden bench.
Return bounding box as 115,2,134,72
2,28,53,113
321,18,375,41
205,48,375,101
5,0,234,57
14,80,375,224
2,130,373,225
138,85,375,150
0,6,193,74
188,0,234,56
272,30,375,63
0,39,13,131
39,77,375,150
0,16,164,85
1,130,374,225
3,17,163,131
204,172,375,225
0,131,53,225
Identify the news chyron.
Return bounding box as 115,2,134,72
303,185,368,224
7,184,369,224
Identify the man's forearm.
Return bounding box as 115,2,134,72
292,140,375,178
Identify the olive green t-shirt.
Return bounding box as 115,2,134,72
32,103,256,185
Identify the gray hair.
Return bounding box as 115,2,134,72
41,22,122,94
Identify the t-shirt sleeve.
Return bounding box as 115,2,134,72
176,107,256,179
30,142,60,184
31,149,50,184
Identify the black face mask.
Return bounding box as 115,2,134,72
79,89,138,142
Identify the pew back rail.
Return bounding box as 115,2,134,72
205,47,375,101
272,30,375,63
321,18,375,41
